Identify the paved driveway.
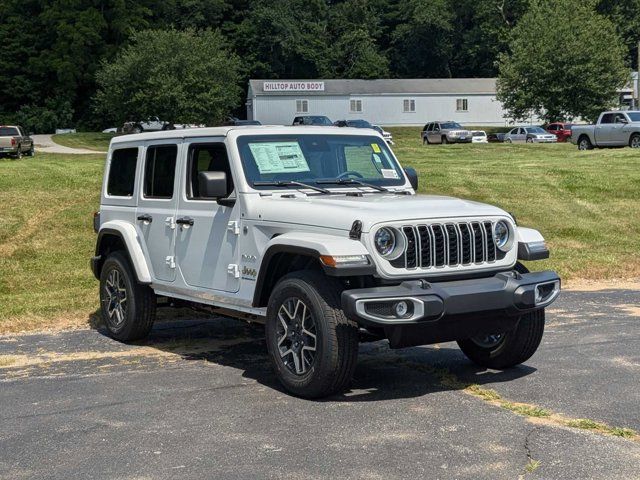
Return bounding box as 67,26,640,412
32,134,106,155
1,287,639,479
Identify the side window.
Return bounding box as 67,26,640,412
600,113,614,124
614,113,627,124
434,123,440,131
187,143,234,200
547,125,557,131
143,145,178,199
107,148,139,197
456,98,468,111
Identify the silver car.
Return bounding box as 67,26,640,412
505,126,557,143
422,121,472,144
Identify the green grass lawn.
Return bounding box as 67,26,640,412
0,131,639,333
51,132,116,151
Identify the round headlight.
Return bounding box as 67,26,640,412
493,221,511,251
374,227,396,257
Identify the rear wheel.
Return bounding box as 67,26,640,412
99,251,156,342
506,138,512,144
629,133,640,148
14,147,23,159
265,271,359,398
26,145,35,157
578,136,593,150
441,136,449,144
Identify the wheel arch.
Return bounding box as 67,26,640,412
93,221,152,284
252,233,374,307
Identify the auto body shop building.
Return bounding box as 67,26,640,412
246,78,509,126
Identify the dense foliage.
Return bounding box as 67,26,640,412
94,29,241,126
497,0,629,122
0,0,638,130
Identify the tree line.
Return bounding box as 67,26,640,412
1,0,638,131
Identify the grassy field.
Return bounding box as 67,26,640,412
0,130,638,333
51,132,115,151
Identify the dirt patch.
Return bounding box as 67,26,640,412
563,279,640,291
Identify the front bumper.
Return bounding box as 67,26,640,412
532,137,557,143
342,270,560,348
343,270,560,325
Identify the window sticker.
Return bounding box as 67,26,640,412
249,142,310,174
371,143,381,153
381,168,399,179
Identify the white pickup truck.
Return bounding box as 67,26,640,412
571,111,640,150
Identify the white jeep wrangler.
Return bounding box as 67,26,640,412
91,126,560,398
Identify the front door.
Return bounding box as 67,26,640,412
175,140,241,293
136,140,181,282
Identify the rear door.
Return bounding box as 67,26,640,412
174,139,241,293
136,140,181,282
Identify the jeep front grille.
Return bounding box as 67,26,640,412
390,221,497,270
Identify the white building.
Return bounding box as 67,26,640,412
246,78,512,127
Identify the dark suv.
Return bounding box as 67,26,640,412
292,115,333,126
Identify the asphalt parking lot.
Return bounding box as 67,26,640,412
1,286,639,480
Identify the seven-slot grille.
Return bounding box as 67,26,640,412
389,221,497,270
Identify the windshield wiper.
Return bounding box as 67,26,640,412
316,178,388,192
253,180,330,194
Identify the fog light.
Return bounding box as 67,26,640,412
394,301,408,317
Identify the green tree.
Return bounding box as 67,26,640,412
94,29,242,126
497,0,629,122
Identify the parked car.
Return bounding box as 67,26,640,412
292,115,333,126
487,133,506,143
471,131,488,143
123,117,203,134
421,121,472,144
91,125,560,398
223,117,262,126
333,119,394,145
571,111,640,150
545,122,573,142
504,127,557,143
102,127,118,134
0,125,34,158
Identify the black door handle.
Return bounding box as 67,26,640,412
176,217,194,226
137,214,152,223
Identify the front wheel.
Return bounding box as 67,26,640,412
456,309,545,369
265,271,359,398
526,137,533,143
99,251,156,342
629,133,640,149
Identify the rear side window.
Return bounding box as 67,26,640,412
143,145,178,199
107,148,138,197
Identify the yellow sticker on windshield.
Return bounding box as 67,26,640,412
371,143,381,153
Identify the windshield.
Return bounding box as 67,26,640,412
307,116,332,125
237,134,406,189
441,122,462,129
527,127,546,134
627,112,640,122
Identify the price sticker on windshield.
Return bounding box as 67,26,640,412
249,142,310,174
381,169,399,179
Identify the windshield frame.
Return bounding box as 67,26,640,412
235,133,408,191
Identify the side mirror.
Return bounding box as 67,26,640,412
198,171,228,199
404,167,418,190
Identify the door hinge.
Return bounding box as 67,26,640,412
165,256,176,269
227,221,240,235
165,216,176,230
227,264,240,278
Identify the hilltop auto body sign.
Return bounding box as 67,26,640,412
263,81,325,92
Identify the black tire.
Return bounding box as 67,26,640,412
629,133,640,149
578,135,593,151
526,137,533,143
26,145,35,157
422,136,429,145
14,147,23,159
132,125,143,134
441,136,449,144
456,262,544,369
265,271,359,398
99,251,156,342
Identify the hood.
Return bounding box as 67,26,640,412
249,193,508,232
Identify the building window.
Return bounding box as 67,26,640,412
296,99,308,113
456,98,468,112
403,99,416,113
350,99,363,113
